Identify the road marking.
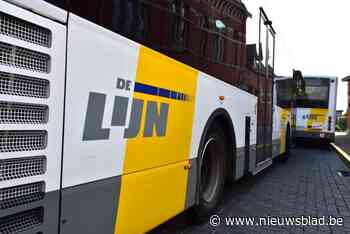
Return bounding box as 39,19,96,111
330,143,350,168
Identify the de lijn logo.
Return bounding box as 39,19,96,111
82,78,171,141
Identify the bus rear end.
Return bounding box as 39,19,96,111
295,76,337,142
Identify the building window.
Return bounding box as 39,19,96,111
213,20,225,63
171,0,185,51
109,0,147,41
138,0,152,42
199,16,209,57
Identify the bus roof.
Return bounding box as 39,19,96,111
303,75,338,80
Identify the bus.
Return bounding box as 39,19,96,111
274,70,305,152
274,75,296,157
0,1,293,233
295,76,338,143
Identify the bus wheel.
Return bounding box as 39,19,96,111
193,123,226,222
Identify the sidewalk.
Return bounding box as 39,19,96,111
331,132,350,169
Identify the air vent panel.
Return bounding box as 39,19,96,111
0,12,51,47
0,182,45,209
0,71,49,98
0,131,47,153
0,42,50,73
0,156,46,181
0,102,48,124
0,208,43,234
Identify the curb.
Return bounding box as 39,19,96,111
330,143,350,169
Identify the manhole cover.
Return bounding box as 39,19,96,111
337,171,350,177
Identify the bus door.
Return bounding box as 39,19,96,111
256,8,275,164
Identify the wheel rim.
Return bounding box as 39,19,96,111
200,138,220,203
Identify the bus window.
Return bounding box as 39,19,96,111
296,78,330,108
276,79,295,108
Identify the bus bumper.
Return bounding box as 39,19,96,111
295,130,335,142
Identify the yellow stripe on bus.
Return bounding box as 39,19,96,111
115,46,198,233
115,160,189,234
279,108,290,154
306,108,328,131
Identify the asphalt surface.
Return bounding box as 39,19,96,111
151,144,350,234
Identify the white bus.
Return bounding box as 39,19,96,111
0,1,293,233
295,76,338,142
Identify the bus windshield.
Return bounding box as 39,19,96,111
276,78,295,108
296,78,330,108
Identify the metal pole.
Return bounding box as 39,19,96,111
257,8,262,162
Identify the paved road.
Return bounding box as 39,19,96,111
335,132,350,154
151,145,350,234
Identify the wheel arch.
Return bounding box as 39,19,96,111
194,108,237,202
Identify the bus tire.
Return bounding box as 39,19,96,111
192,122,226,222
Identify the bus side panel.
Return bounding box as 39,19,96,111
329,78,338,135
272,105,281,157
62,14,139,234
190,73,258,180
62,15,140,188
62,12,257,234
62,15,199,234
277,107,291,155
115,46,198,233
121,46,198,174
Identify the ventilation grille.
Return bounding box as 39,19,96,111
0,102,48,124
0,156,46,181
0,131,47,153
0,182,45,210
0,42,50,73
0,12,51,47
0,71,49,98
0,208,43,234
